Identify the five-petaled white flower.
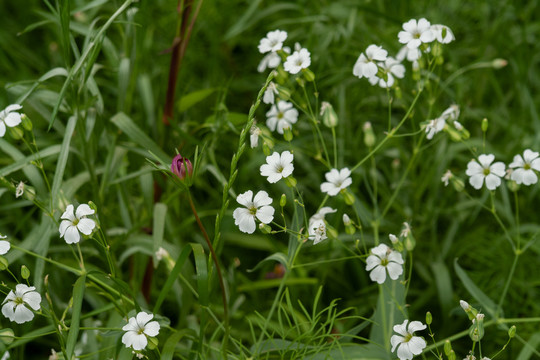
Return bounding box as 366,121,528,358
0,104,23,138
258,30,287,54
398,18,435,49
353,45,388,79
391,319,427,360
0,234,9,255
320,168,352,196
233,190,275,234
122,311,160,351
2,284,41,324
260,151,294,183
283,48,311,74
430,24,455,44
368,57,405,88
308,207,336,245
266,100,298,134
466,154,506,190
366,243,404,284
509,149,540,185
59,204,96,244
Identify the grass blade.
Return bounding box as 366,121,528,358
65,274,86,358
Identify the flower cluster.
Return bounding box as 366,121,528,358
353,45,405,88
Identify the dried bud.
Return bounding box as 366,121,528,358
171,154,193,180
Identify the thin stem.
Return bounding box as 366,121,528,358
495,252,519,318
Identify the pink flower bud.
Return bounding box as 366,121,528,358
171,154,193,180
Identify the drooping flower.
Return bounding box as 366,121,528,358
266,100,298,134
308,207,336,245
258,30,287,54
0,234,9,255
59,204,96,244
1,284,41,324
509,149,540,185
365,244,404,284
430,24,455,44
425,104,460,140
260,151,294,183
233,190,274,234
368,57,405,88
398,18,435,49
390,320,427,360
353,45,388,79
320,168,352,196
250,126,262,148
171,154,193,180
0,104,23,138
283,48,311,74
396,45,422,62
263,82,279,104
441,170,453,186
121,311,160,351
465,154,506,190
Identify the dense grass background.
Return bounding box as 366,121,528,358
1,0,540,359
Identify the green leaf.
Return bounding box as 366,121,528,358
51,115,77,209
161,329,197,360
247,252,289,272
65,274,86,358
177,88,217,112
431,260,453,315
0,143,61,178
517,332,540,360
152,203,167,264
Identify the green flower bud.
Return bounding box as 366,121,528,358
508,325,516,338
326,226,338,239
426,311,432,325
321,102,338,128
452,177,465,192
302,68,315,82
296,77,305,88
21,114,33,131
0,256,9,270
280,194,287,207
404,232,416,251
259,223,272,234
444,340,452,356
283,127,293,141
21,265,31,280
9,126,24,140
481,118,488,132
363,122,376,147
276,84,291,101
469,313,485,342
0,328,14,345
284,176,297,188
147,336,159,350
342,190,355,205
507,179,519,192
448,350,456,360
262,141,272,156
492,58,508,69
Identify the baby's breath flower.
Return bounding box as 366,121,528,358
259,151,294,183
250,126,262,148
320,168,352,196
232,190,274,234
0,234,9,255
397,45,421,62
266,100,298,134
257,52,281,73
398,18,435,49
353,44,388,79
1,284,41,324
121,312,160,351
369,57,405,88
431,24,455,44
389,234,399,244
59,204,96,244
263,82,279,104
509,149,540,185
0,104,23,138
308,207,336,245
258,30,287,54
366,244,404,284
391,320,427,360
466,154,506,190
283,48,311,74
441,170,453,186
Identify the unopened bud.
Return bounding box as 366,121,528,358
284,176,297,187
460,300,470,312
21,114,33,131
283,127,293,141
389,234,398,244
262,141,272,156
171,154,193,180
280,194,287,207
259,223,272,234
404,232,416,251
363,122,376,147
452,177,465,192
492,58,508,69
9,126,24,140
21,265,31,280
342,190,355,205
448,350,456,360
0,328,14,345
276,84,291,101
302,68,315,82
342,214,351,226
0,256,8,270
326,226,338,239
508,325,516,338
426,311,432,325
444,340,452,356
147,336,159,350
321,102,338,128
481,118,488,132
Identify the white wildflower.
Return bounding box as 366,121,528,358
398,18,435,49
0,104,23,138
266,100,298,134
59,204,96,244
259,151,294,183
321,168,352,196
283,48,311,74
232,190,274,234
353,44,388,79
466,154,506,190
1,284,41,324
258,30,287,54
509,149,540,185
391,320,427,360
121,312,160,351
366,244,404,284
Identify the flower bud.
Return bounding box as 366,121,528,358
276,84,291,101
492,58,508,69
481,118,488,132
342,214,351,226
280,194,287,207
363,122,376,147
302,68,315,82
21,114,33,131
342,190,355,205
295,77,305,88
259,223,272,234
452,177,465,192
469,313,485,342
444,340,452,356
171,154,193,180
0,328,14,345
284,176,297,188
507,179,519,192
21,265,31,280
404,232,416,251
326,225,338,239
262,141,272,156
460,300,470,312
147,336,159,350
321,102,338,128
283,127,293,141
389,234,398,244
9,126,24,140
0,256,8,270
448,350,456,360
508,325,516,338
426,311,432,325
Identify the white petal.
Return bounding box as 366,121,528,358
391,335,404,352
393,320,409,336
77,218,96,235
0,240,10,255
121,331,136,347
0,122,5,137
369,265,387,284
236,191,254,207
64,226,81,244
253,191,272,207
522,170,537,185
388,251,404,264
4,104,22,113
371,244,389,258
387,262,404,280
320,182,339,196
255,205,275,224
1,302,15,322
397,342,414,360
143,320,160,337
130,333,148,351
236,212,256,234
61,205,76,221
408,336,427,355
407,320,427,333
484,174,501,190
509,154,524,168
365,255,381,271
122,317,139,332
490,162,506,177
478,154,494,167
465,161,483,176
531,158,540,171
22,291,41,310
59,220,71,237
136,311,154,327
469,174,485,189
523,149,539,163
75,204,94,218
13,305,34,324
4,113,21,127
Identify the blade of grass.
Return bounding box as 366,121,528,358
65,274,86,358
51,115,77,210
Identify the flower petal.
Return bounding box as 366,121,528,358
64,226,81,244
236,191,254,207
61,205,76,221
77,218,96,235
4,112,21,127
143,320,160,337
256,205,274,224
469,174,485,190
13,305,34,324
22,291,41,310
0,240,10,255
59,220,71,237
253,191,272,207
408,336,427,355
75,204,95,218
484,174,501,190
387,262,404,280
408,320,427,333
369,265,387,284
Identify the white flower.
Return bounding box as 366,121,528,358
460,300,470,311
263,82,279,104
0,104,23,138
121,312,160,351
1,284,41,324
0,234,9,255
250,126,262,148
466,154,506,190
396,45,421,62
258,47,290,73
307,207,336,245
431,24,455,44
391,320,427,360
155,247,169,262
233,190,274,234
441,170,453,186
441,104,460,121
369,57,405,88
258,30,287,54
366,244,404,284
425,117,446,140
353,45,388,79
389,234,399,244
59,204,96,244
398,18,435,49
260,151,294,183
15,181,24,198
320,168,352,196
342,213,351,226
453,120,463,131
283,48,311,74
266,100,298,134
509,149,540,185
400,222,411,238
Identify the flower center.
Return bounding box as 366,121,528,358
524,163,531,170
483,168,491,176
403,333,413,343
276,165,284,173
72,218,80,226
249,206,257,215
137,326,145,335
413,31,421,39
277,112,284,119
14,296,24,305
380,258,389,266
296,59,303,66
